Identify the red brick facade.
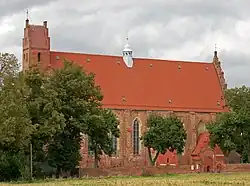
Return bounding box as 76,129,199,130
79,164,250,177
22,19,228,170
79,110,225,169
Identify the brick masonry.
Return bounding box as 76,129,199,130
80,109,220,168
79,164,250,177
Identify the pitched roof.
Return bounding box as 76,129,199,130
191,132,224,156
50,51,227,112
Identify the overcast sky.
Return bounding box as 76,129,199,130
0,0,250,88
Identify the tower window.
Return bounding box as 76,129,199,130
37,52,41,62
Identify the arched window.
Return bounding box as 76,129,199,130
37,52,41,62
132,118,140,155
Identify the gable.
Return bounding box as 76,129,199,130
50,51,227,112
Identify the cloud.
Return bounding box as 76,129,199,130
0,0,250,87
0,0,58,19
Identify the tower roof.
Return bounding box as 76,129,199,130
122,37,132,52
123,44,132,52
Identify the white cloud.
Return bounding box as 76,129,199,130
0,18,15,35
0,0,250,87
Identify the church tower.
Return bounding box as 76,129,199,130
122,37,133,68
22,18,50,71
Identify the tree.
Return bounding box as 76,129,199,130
207,111,250,163
0,72,35,180
207,86,250,163
207,112,238,157
0,53,32,181
225,86,250,113
0,74,34,151
45,60,105,174
87,108,120,168
0,150,27,181
141,114,186,166
0,53,19,85
23,66,66,178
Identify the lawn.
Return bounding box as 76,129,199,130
1,173,250,186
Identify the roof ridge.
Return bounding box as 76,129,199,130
51,50,212,64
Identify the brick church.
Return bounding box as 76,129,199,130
22,19,227,170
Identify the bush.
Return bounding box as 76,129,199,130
0,150,27,181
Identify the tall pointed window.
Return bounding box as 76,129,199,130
132,118,140,155
37,52,41,62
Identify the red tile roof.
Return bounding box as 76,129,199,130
191,132,224,156
50,51,227,112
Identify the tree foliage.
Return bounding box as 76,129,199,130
0,56,120,180
141,114,186,166
87,108,120,168
207,112,238,157
0,53,19,85
208,86,250,163
0,53,30,181
0,150,27,181
22,67,67,178
44,60,104,174
0,74,34,151
225,86,250,113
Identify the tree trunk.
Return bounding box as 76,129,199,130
147,147,160,166
94,149,99,168
56,167,60,178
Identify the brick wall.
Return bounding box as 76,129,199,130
80,109,217,168
79,164,250,177
223,164,250,172
80,165,191,177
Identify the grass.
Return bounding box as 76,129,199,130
1,173,250,186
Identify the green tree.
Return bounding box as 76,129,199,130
0,150,27,181
44,60,105,175
88,108,120,168
141,114,186,166
207,86,250,163
0,74,34,151
225,86,250,113
0,53,19,84
0,53,31,181
207,111,250,163
207,112,238,157
0,72,34,180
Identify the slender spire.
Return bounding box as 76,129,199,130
214,44,218,57
125,32,129,46
123,35,132,52
26,9,29,20
213,43,219,62
25,9,29,28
